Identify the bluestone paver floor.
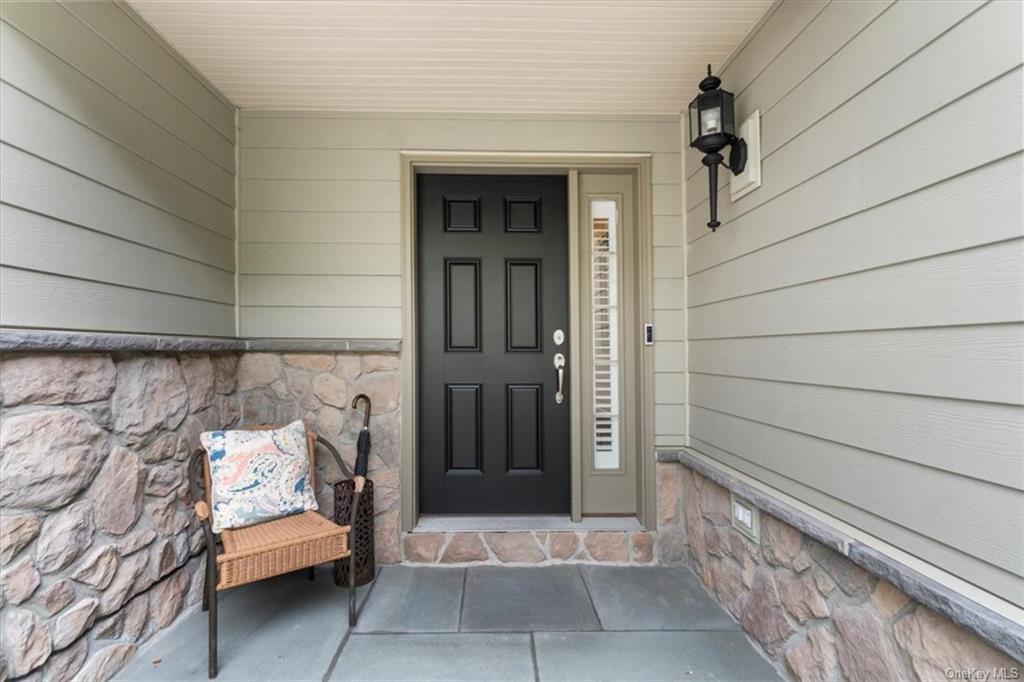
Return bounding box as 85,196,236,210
331,634,534,682
534,631,777,681
581,565,738,631
117,564,780,681
355,565,464,633
116,566,373,681
461,566,601,632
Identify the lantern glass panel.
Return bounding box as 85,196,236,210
688,99,699,145
720,90,736,137
700,104,722,136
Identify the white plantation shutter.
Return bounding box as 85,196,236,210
591,200,620,470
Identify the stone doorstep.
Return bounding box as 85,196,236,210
401,529,673,565
660,448,1024,665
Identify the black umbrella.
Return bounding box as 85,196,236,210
340,393,372,626
351,394,371,481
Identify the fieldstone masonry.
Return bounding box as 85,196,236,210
233,352,403,564
679,465,1021,681
0,352,237,681
2,350,1014,680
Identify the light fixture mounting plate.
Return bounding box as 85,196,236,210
730,110,762,201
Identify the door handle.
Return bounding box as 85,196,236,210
553,352,566,405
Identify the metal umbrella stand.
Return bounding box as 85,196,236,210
334,394,376,588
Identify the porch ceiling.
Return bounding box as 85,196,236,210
126,0,773,114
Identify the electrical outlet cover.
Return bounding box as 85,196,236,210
730,492,760,541
730,110,762,201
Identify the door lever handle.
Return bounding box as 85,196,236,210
553,353,566,405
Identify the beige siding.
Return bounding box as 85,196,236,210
684,0,1024,605
238,112,686,442
0,0,236,337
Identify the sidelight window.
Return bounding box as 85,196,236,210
590,199,621,470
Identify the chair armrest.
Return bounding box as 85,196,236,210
188,447,208,504
315,435,354,480
188,448,220,552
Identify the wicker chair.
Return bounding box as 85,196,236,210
188,424,364,679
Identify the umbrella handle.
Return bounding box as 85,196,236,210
352,394,372,429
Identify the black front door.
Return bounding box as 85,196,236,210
418,174,570,514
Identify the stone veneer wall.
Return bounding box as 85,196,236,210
679,465,1021,681
233,353,403,564
0,352,240,682
0,348,686,681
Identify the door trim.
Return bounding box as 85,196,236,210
400,151,655,531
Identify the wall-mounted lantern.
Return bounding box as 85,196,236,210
688,65,747,231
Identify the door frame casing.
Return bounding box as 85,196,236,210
400,151,656,531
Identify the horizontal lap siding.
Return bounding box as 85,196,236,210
651,138,686,444
238,112,687,442
0,0,236,337
690,436,1023,605
685,0,1024,605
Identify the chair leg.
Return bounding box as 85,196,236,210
308,565,316,581
206,551,218,678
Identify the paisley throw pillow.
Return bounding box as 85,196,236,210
199,420,318,533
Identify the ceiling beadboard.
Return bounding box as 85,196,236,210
126,0,773,113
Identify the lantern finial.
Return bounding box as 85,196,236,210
699,64,721,92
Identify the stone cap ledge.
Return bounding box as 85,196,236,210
0,329,401,354
657,447,1024,662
